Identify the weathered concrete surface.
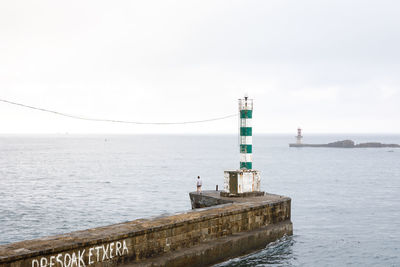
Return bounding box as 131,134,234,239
190,190,282,208
0,191,292,267
219,191,265,198
189,191,233,209
124,220,292,267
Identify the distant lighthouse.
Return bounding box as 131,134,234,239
296,128,303,144
223,95,263,197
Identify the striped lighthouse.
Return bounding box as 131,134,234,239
223,95,262,196
239,96,253,170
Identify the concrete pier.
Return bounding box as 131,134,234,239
0,191,292,267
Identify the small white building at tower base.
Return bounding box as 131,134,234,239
223,170,261,195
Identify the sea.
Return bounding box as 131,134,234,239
0,134,399,266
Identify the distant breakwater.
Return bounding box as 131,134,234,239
289,139,400,148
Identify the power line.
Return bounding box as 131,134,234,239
0,98,237,125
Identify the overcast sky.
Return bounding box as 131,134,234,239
1,0,399,134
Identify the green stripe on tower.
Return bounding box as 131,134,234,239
240,162,252,169
240,110,253,119
240,127,252,136
240,144,252,153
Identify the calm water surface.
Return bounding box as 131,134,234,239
1,134,399,266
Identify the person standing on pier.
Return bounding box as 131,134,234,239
196,176,202,193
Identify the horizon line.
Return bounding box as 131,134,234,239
0,132,400,135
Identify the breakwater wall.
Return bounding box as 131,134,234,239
0,192,292,267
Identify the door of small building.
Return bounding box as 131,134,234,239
229,172,238,194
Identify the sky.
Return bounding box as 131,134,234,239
0,0,399,134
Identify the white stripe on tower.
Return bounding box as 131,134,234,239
240,153,252,162
240,136,253,145
240,118,252,128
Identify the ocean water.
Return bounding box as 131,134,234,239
0,134,399,266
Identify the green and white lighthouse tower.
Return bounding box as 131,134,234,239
239,95,253,170
222,95,263,196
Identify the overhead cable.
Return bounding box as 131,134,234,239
0,98,237,125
